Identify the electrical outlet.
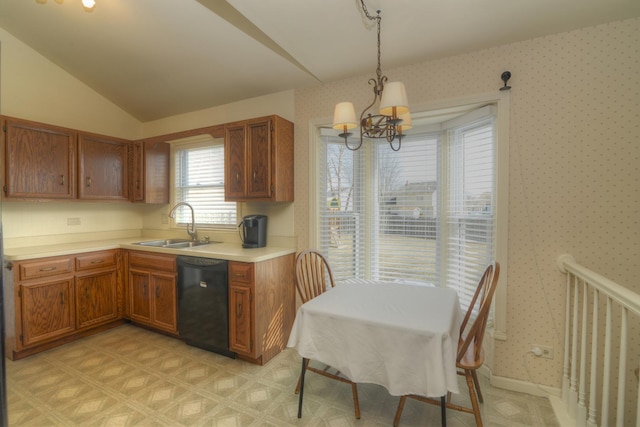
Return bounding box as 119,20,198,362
532,345,554,359
67,217,81,226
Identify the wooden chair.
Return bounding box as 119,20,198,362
393,262,500,427
294,249,361,419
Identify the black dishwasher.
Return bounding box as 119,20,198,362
177,256,235,358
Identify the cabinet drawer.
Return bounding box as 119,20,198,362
128,251,176,271
76,250,117,271
19,257,74,281
229,262,253,285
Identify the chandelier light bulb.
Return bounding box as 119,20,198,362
82,0,96,10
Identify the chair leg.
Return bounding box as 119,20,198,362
465,370,483,427
295,358,311,394
393,395,407,427
351,383,361,419
471,370,484,403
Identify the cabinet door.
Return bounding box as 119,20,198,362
20,278,75,348
150,271,177,333
3,118,76,199
229,284,253,356
78,134,129,200
128,268,151,324
224,124,246,199
246,120,271,198
132,141,169,204
132,141,145,202
75,269,118,329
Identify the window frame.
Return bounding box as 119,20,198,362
309,91,509,340
169,134,238,231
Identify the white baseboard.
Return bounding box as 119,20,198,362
479,365,560,398
478,366,572,426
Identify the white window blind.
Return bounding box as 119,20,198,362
317,104,497,314
373,133,440,284
318,131,366,279
173,139,236,227
443,110,495,311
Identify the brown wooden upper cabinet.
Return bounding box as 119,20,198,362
1,115,169,203
224,115,294,202
78,133,129,201
131,140,169,204
2,116,77,200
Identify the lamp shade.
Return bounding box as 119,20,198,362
398,112,412,133
333,102,358,131
379,82,409,117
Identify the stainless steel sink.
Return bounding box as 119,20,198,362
164,241,211,248
133,239,215,248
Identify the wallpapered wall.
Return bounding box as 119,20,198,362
293,18,639,387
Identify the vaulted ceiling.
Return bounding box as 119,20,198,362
1,0,638,122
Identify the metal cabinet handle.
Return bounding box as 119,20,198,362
155,286,160,298
40,266,57,272
236,172,240,184
90,259,104,264
143,284,147,297
237,302,242,317
85,287,89,298
60,291,65,305
253,169,257,182
86,177,92,187
60,175,65,186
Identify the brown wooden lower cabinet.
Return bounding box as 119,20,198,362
75,250,120,329
228,254,295,365
8,250,124,360
126,251,177,335
6,247,294,364
19,276,76,348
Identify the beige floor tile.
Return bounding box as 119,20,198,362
6,324,559,426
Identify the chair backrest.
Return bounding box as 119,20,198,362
295,249,335,303
457,262,500,365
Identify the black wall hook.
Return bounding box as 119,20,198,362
500,71,511,91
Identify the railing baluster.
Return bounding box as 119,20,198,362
563,273,572,405
578,279,588,426
636,360,639,427
571,277,580,419
586,288,598,427
602,297,612,427
615,308,627,427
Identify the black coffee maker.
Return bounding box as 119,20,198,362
239,215,267,248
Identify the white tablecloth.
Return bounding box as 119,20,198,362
287,281,462,397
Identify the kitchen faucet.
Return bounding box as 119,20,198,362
168,202,197,241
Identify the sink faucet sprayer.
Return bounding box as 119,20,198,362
168,202,197,241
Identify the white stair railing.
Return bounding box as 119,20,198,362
557,254,640,427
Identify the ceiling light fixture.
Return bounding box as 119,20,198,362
332,0,410,152
81,0,96,11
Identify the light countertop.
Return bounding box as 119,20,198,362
4,238,295,263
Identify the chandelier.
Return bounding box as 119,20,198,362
332,0,410,152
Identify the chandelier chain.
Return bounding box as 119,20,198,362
360,0,383,80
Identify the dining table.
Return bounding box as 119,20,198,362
287,279,462,425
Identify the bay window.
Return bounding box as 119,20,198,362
316,99,507,328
